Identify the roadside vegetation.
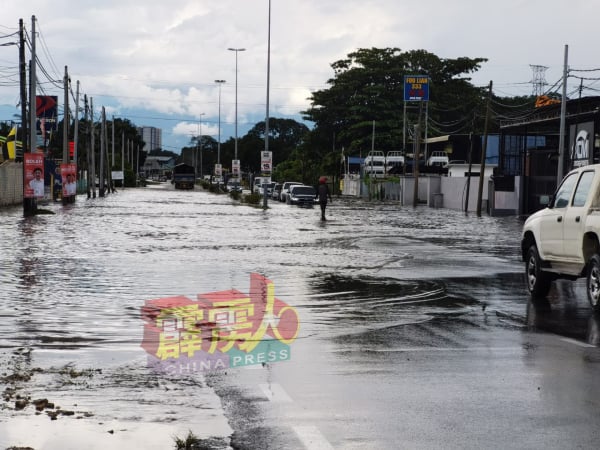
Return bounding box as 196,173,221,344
5,47,541,189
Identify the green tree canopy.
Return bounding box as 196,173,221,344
237,118,310,173
303,47,488,156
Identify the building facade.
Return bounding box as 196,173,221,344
138,127,162,153
499,96,600,215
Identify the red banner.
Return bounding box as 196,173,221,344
61,163,77,197
24,153,45,198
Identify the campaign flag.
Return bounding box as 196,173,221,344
6,126,17,160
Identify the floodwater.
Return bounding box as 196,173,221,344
0,184,526,449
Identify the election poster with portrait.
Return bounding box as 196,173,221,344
61,163,77,197
24,153,45,198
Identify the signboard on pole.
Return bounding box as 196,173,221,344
36,96,58,132
570,122,594,169
232,159,240,176
214,163,222,176
404,75,430,101
261,151,272,174
24,153,45,198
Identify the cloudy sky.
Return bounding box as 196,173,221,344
0,0,598,153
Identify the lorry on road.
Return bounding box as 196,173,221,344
253,176,271,194
521,164,600,311
172,163,195,189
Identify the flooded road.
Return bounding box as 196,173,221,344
1,184,599,449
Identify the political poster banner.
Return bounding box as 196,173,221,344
61,163,77,197
24,153,45,198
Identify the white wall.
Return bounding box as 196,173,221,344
440,176,488,212
0,161,23,206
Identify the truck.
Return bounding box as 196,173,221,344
172,163,196,189
253,176,271,194
521,163,600,311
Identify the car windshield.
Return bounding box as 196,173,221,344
291,186,315,195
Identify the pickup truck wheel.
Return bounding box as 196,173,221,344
587,255,600,311
526,245,551,298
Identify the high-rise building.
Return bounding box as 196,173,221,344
138,126,162,152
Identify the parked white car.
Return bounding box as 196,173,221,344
521,163,600,310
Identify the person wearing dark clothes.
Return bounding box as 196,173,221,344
316,176,332,221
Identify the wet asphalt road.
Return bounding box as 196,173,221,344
1,183,599,449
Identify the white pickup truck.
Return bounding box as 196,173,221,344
521,163,600,311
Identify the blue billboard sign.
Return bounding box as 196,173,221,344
404,75,429,101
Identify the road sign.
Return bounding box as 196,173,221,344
261,151,272,174
232,159,240,176
215,163,222,176
404,75,430,101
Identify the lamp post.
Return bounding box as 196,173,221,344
228,48,245,163
263,0,272,209
196,112,205,178
214,80,226,184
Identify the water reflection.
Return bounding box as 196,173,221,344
0,186,528,448
525,293,600,346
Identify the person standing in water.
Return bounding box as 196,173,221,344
316,176,332,221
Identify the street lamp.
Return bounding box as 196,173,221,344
228,48,245,163
214,79,226,168
196,112,205,177
263,0,272,209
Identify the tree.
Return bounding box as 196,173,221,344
237,118,310,173
148,148,178,158
303,47,488,156
180,135,218,176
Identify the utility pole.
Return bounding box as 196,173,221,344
370,120,375,198
104,109,112,193
199,118,203,179
476,80,493,217
412,101,423,207
62,66,69,162
99,107,105,197
61,67,73,205
464,113,476,213
73,80,80,168
18,19,27,157
84,95,91,198
121,131,125,188
22,16,37,215
557,44,568,186
28,15,36,157
111,115,115,167
90,97,96,198
402,101,406,177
